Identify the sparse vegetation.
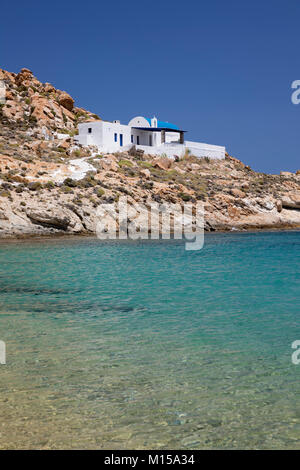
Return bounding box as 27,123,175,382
118,159,133,168
95,188,105,198
28,181,42,191
178,192,192,201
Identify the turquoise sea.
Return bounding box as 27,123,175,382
0,232,299,449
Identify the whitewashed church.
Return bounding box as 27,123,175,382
76,116,225,159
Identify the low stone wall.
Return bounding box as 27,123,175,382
136,141,225,159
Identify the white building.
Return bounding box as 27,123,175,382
75,116,225,159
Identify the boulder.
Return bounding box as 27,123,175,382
281,195,300,209
56,139,70,150
190,163,201,171
26,210,70,230
15,68,33,86
128,146,137,157
261,200,275,211
99,156,118,172
20,68,32,74
5,90,15,101
186,163,201,171
173,166,185,174
140,169,151,179
58,92,74,111
153,157,172,171
128,146,145,158
44,83,55,93
230,188,246,198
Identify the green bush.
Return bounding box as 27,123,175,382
45,181,55,189
28,115,37,124
178,192,192,201
139,161,153,169
63,178,77,188
28,181,42,191
72,149,81,158
79,175,97,188
96,188,105,198
0,190,10,198
62,186,74,194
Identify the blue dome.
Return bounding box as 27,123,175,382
145,118,179,130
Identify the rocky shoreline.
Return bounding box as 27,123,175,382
2,229,300,243
1,67,300,239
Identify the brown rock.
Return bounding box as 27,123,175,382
173,166,185,174
5,90,15,100
56,139,70,150
230,188,246,198
227,205,241,218
44,83,55,93
153,157,172,170
58,92,74,111
276,200,283,213
30,95,74,127
225,155,245,168
31,96,53,124
187,163,201,171
99,156,118,172
2,100,24,120
15,68,33,86
20,68,32,74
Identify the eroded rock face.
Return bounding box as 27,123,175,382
0,66,99,131
26,210,71,230
281,195,300,209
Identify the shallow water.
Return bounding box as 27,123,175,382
0,232,299,449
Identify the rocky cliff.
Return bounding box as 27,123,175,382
1,67,300,238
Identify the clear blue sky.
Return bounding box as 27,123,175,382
1,0,300,173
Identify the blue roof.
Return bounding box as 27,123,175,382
145,118,179,130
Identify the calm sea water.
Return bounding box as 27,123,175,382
0,232,299,449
